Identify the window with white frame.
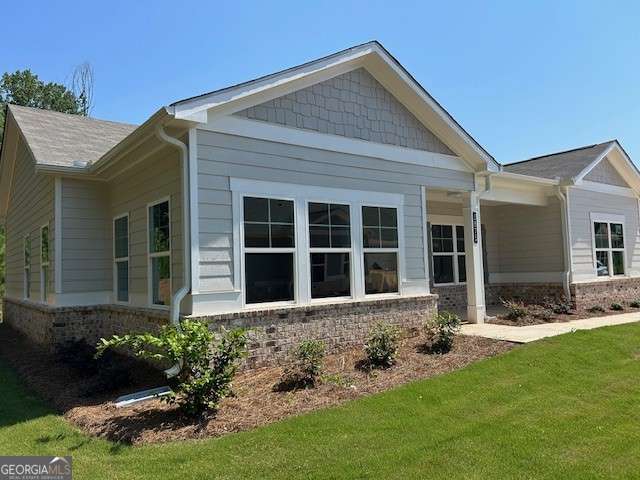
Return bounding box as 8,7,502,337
243,196,295,304
593,220,625,277
40,225,49,302
148,200,171,306
308,202,351,299
431,224,466,284
24,235,31,299
114,214,129,303
362,206,399,295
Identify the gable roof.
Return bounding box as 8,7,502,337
503,141,616,181
168,41,499,172
7,104,137,167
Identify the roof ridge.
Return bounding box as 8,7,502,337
505,140,615,166
8,103,137,128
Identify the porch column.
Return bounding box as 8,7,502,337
462,191,486,323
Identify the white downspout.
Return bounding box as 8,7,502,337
155,125,191,378
555,186,572,300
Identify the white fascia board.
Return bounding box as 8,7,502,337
572,142,616,184
494,171,560,186
202,115,472,173
574,181,638,199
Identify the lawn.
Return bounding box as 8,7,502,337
2,324,640,479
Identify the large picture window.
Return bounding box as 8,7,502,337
114,214,129,303
148,199,171,306
24,235,31,299
362,206,399,295
593,221,625,277
308,202,351,299
243,196,295,304
40,225,49,302
431,224,466,284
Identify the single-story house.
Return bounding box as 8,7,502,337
2,41,640,366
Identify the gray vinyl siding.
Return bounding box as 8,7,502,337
5,139,54,300
568,188,640,280
584,158,628,187
60,179,109,293
196,130,473,293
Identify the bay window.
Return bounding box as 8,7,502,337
362,206,399,295
593,220,625,277
114,214,129,303
431,224,466,285
243,196,295,304
148,199,171,306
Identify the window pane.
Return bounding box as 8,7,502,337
596,251,609,276
245,253,294,304
310,225,330,248
331,226,351,248
149,201,170,253
330,204,350,225
381,228,398,248
364,252,398,294
42,266,48,300
457,255,466,283
24,237,30,267
269,199,294,223
363,227,381,248
244,197,269,222
41,226,49,263
456,226,465,253
310,253,351,298
152,256,171,305
116,261,129,302
433,255,454,284
362,206,380,226
114,217,128,259
308,202,329,225
612,251,625,275
244,223,269,248
380,208,397,228
271,224,295,248
611,223,624,248
594,222,609,249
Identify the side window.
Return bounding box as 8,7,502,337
594,221,625,277
114,215,129,303
431,224,466,284
24,235,31,299
40,225,50,302
362,206,399,295
149,200,171,306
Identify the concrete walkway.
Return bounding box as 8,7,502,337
461,312,640,343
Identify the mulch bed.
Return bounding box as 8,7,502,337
489,305,635,326
0,324,514,445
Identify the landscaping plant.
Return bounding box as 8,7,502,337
630,300,640,308
501,298,529,321
278,339,326,389
423,311,461,353
610,302,624,311
548,297,573,315
364,322,401,368
96,320,248,417
587,305,606,313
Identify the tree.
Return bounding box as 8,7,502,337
71,62,94,116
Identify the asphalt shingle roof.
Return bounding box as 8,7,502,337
8,104,137,167
503,141,615,180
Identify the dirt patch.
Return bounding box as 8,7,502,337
489,305,636,326
0,324,514,445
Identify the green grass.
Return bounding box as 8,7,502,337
2,324,640,479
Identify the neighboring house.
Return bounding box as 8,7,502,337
2,41,640,365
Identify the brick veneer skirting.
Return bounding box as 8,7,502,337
571,277,640,310
3,295,437,369
432,283,566,311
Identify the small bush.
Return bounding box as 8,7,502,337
97,320,248,417
587,305,605,313
364,322,401,368
630,300,640,308
423,311,461,353
548,298,573,315
611,302,624,311
501,299,529,321
278,340,326,390
528,304,554,322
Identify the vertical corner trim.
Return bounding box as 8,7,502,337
188,128,200,294
54,176,62,294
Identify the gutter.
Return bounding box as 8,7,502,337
154,124,191,378
555,186,573,300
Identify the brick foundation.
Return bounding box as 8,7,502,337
571,277,640,310
432,283,566,311
3,295,437,369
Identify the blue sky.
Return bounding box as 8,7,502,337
3,1,640,164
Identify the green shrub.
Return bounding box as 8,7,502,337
96,320,248,417
501,299,529,321
364,322,401,368
423,311,461,353
610,303,624,311
587,305,605,313
278,340,326,389
549,298,573,315
630,300,640,308
528,304,554,322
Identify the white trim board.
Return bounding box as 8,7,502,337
573,181,637,199
202,116,472,173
